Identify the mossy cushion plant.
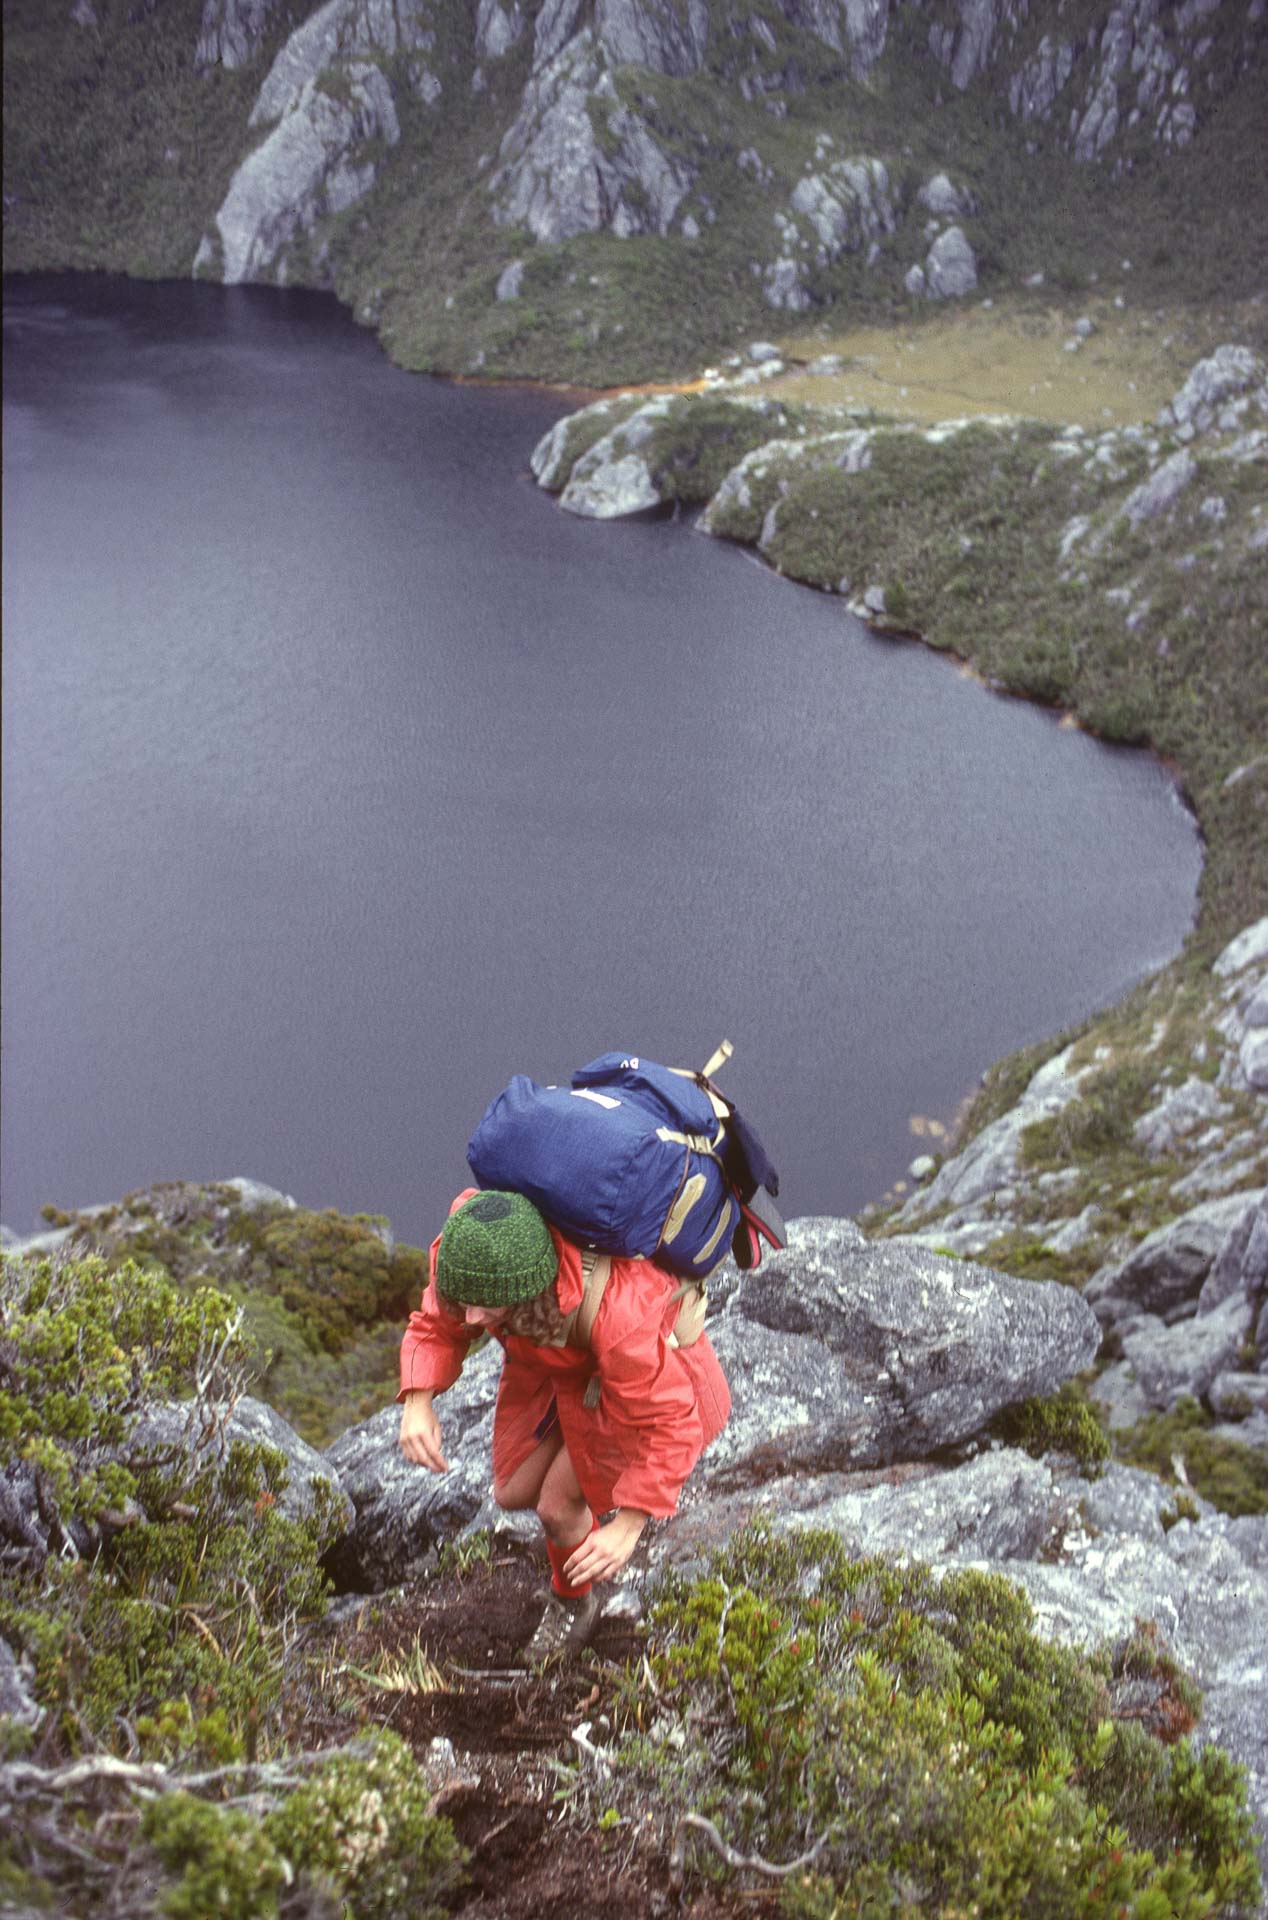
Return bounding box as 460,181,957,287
609,1523,1260,1917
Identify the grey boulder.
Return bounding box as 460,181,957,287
557,396,676,518
923,224,977,299
324,1342,507,1590
198,63,400,283
1132,1076,1230,1157
195,0,283,69
1159,346,1267,435
704,1217,1101,1478
1120,448,1197,528
594,0,708,76
659,1450,1268,1836
789,157,895,264
1087,1189,1264,1324
1197,1190,1267,1313
489,32,692,242
1120,1293,1254,1411
896,1044,1085,1220
915,171,975,218
131,1394,352,1529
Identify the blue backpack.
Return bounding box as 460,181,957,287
467,1044,783,1280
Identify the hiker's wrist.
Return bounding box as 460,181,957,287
615,1508,649,1539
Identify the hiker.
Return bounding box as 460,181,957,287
398,1186,732,1659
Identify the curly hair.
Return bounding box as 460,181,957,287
438,1280,571,1348
501,1282,571,1346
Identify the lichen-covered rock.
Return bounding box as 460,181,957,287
131,1395,352,1529
1198,1190,1268,1313
915,170,975,217
789,156,896,264
488,31,693,241
1158,346,1268,435
1086,1189,1265,1325
197,62,400,283
323,1342,505,1589
1008,33,1074,120
662,1447,1268,1833
529,394,644,490
763,255,813,311
1210,1370,1268,1419
248,0,436,128
1214,916,1268,980
557,394,676,516
475,0,524,60
1120,1293,1255,1411
1133,1076,1231,1157
927,0,1014,91
1119,447,1197,527
706,1217,1101,1476
594,0,709,75
896,1045,1087,1220
195,0,284,69
779,0,891,69
532,0,586,67
923,223,978,298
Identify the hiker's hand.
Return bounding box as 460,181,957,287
564,1509,648,1586
399,1392,448,1472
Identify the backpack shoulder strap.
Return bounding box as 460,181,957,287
565,1248,612,1351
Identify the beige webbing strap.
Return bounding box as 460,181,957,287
566,1249,611,1408
666,1280,708,1348
574,1248,612,1348
702,1039,733,1080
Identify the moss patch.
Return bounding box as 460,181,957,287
1115,1399,1268,1519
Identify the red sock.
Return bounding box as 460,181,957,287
547,1521,597,1599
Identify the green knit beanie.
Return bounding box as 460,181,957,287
436,1191,558,1308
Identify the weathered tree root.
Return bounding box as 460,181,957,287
0,1739,373,1807
668,1812,828,1892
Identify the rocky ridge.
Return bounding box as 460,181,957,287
157,0,1267,372
5,1168,1265,1832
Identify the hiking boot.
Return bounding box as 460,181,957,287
524,1588,600,1666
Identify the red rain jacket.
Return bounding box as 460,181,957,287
399,1190,731,1519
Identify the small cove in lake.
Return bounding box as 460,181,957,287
1,274,1203,1247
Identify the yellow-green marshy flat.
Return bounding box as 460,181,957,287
767,304,1206,430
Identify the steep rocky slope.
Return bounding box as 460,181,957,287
5,0,1266,379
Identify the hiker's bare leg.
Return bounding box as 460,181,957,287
535,1443,592,1549
493,1428,564,1513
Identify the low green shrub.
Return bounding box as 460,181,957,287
0,1254,335,1747
1021,1059,1158,1167
1115,1400,1268,1518
996,1383,1112,1474
267,1730,464,1917
613,1524,1260,1917
140,1731,463,1920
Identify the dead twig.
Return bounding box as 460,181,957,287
2,1739,374,1803
176,1606,224,1657
570,1719,612,1776
668,1813,829,1892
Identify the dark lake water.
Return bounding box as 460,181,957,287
1,273,1203,1249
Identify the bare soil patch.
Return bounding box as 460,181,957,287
322,1548,777,1920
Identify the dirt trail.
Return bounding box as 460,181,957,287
326,1549,775,1920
